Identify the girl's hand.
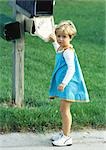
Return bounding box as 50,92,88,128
48,33,56,42
58,83,65,91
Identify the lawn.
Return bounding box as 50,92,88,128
0,0,106,132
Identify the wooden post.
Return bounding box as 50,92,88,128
12,1,24,107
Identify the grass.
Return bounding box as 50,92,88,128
0,0,106,132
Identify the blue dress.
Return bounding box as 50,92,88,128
49,50,89,102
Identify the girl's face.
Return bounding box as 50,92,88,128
56,31,70,48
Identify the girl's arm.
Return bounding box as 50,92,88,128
48,34,60,52
52,42,60,52
62,49,75,88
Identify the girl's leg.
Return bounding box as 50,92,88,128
52,100,73,146
60,100,72,136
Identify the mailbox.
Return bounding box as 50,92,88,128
24,15,54,42
16,0,54,17
0,14,21,41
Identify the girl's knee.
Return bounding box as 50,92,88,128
60,100,72,115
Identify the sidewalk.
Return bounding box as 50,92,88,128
0,129,106,150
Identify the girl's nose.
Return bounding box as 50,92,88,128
59,36,63,41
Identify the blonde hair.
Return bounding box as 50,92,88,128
55,20,77,40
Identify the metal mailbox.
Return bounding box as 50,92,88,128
16,0,54,17
0,14,21,41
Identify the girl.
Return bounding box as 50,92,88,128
48,20,89,147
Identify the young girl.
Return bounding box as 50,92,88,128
48,20,89,146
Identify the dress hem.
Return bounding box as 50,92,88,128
49,96,90,102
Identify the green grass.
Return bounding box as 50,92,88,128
0,0,106,132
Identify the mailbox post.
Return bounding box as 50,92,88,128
12,1,25,107
8,0,55,107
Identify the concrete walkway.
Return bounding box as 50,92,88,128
0,129,106,150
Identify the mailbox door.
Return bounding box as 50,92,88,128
36,0,53,16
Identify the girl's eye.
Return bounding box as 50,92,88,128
57,35,61,38
57,35,66,38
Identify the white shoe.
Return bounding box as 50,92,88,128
51,131,63,141
52,134,72,147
